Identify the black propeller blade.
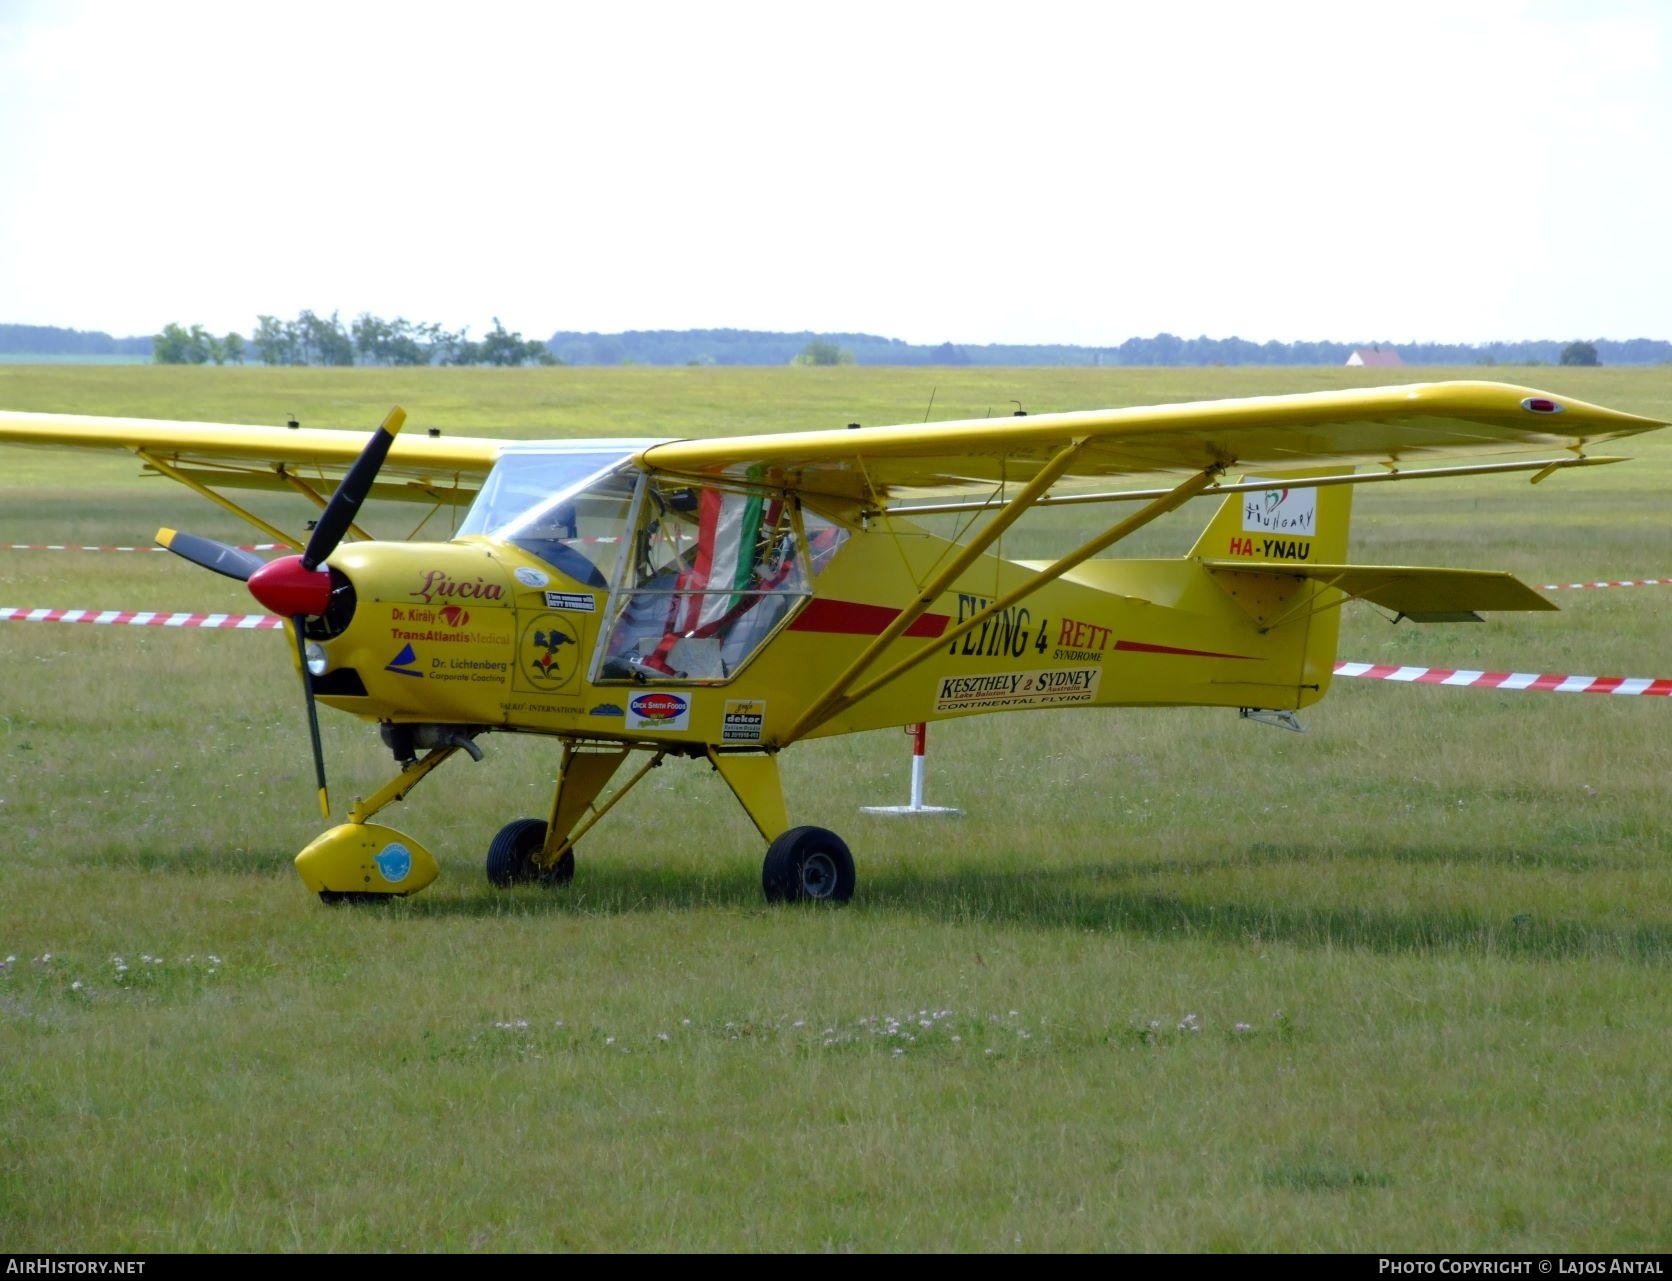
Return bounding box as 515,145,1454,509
292,612,332,821
157,406,408,822
155,527,269,582
302,407,406,569
289,406,406,820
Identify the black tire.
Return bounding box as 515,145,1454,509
761,825,855,904
486,818,575,888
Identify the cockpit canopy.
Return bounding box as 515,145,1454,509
456,442,850,684
457,444,651,588
457,444,651,541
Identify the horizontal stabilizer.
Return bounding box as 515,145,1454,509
1203,561,1555,625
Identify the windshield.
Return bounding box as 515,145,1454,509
457,449,638,538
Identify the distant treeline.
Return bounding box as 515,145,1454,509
0,324,151,357
241,312,555,367
549,329,1672,367
5,322,1671,367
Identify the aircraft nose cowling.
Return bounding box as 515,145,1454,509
248,554,334,618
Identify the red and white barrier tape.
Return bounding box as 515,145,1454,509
11,536,1670,588
3,607,1669,694
4,542,289,553
1541,578,1672,590
3,538,646,552
1333,661,1672,696
0,607,281,629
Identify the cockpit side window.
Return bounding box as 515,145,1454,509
594,476,820,683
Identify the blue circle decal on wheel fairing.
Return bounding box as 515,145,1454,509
375,843,413,883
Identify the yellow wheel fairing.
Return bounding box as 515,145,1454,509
294,823,440,896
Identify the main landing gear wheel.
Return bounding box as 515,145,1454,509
761,826,856,904
485,817,575,888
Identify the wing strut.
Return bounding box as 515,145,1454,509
776,462,1223,746
778,439,1091,743
136,450,299,549
882,454,1619,517
274,467,375,544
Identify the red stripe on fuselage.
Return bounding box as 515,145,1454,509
1112,638,1257,661
789,598,950,638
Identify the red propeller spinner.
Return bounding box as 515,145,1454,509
247,555,333,618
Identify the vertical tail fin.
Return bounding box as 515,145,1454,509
1189,468,1356,707
1187,468,1354,565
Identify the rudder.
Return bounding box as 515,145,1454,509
1187,467,1354,566
1189,468,1356,708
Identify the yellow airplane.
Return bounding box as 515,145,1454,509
1,381,1664,904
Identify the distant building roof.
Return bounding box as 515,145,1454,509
1346,346,1403,367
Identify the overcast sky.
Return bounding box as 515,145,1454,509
1,0,1666,347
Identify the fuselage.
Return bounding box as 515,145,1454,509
304,458,1338,749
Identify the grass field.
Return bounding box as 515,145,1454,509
1,365,1669,1252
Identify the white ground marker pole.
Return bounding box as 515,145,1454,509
861,723,964,817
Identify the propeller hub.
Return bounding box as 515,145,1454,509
248,554,333,618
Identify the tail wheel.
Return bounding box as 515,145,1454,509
762,825,855,904
485,818,575,888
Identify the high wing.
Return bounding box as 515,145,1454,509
6,381,1665,521
0,410,509,508
638,381,1669,505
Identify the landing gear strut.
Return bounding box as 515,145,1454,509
310,732,859,904
484,743,664,891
